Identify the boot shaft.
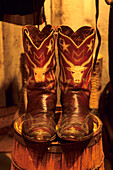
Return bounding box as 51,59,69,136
22,25,56,92
58,26,96,94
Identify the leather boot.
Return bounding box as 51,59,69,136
57,26,96,141
17,25,57,142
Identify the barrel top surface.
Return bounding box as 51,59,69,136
14,112,102,136
13,113,103,152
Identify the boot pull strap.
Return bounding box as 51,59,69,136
93,0,101,70
33,0,47,27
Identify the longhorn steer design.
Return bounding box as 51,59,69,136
66,66,87,83
60,52,93,84
26,52,55,83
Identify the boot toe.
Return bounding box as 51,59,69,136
22,124,56,142
14,113,56,142
22,117,56,142
57,115,94,141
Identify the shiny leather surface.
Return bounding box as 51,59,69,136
22,92,57,142
57,26,96,141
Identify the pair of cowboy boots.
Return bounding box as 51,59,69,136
17,24,96,142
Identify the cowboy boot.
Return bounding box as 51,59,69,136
57,26,96,141
16,25,57,142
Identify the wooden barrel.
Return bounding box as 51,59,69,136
11,114,104,170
